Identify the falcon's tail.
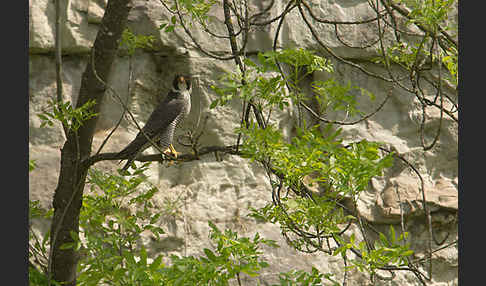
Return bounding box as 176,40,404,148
117,139,144,172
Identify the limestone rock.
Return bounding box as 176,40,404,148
29,0,99,54
371,175,458,224
87,0,107,24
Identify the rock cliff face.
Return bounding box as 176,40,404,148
29,0,458,285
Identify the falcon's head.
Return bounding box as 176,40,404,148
172,74,191,92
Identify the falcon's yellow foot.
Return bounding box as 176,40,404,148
163,144,180,158
170,144,180,157
162,144,180,166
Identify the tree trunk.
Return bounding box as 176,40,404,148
49,1,132,285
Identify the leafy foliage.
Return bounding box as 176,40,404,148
333,226,414,275
176,0,218,23
312,78,375,117
160,0,218,31
159,15,178,33
29,167,338,286
210,46,404,281
211,48,374,120
398,0,456,32
75,166,166,285
29,200,53,286
120,28,155,56
37,99,98,132
160,221,278,285
381,0,458,88
239,123,393,200
442,45,458,86
274,267,340,286
245,123,395,254
29,159,37,172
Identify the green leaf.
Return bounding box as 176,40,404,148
209,100,219,109
401,250,414,256
241,268,260,277
150,255,163,271
389,225,396,244
203,248,217,262
259,261,269,268
379,232,388,245
59,242,75,250
139,246,148,266
37,114,49,121
166,25,175,33
69,230,79,241
29,160,37,172
243,57,257,68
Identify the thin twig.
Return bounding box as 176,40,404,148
386,0,457,49
420,40,444,151
297,3,396,84
172,0,238,61
54,0,68,137
301,87,393,125
95,55,134,156
300,0,388,25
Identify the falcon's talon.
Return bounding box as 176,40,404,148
169,144,180,158
162,144,179,159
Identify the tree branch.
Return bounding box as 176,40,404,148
83,144,241,168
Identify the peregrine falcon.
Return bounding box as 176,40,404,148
118,74,192,171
